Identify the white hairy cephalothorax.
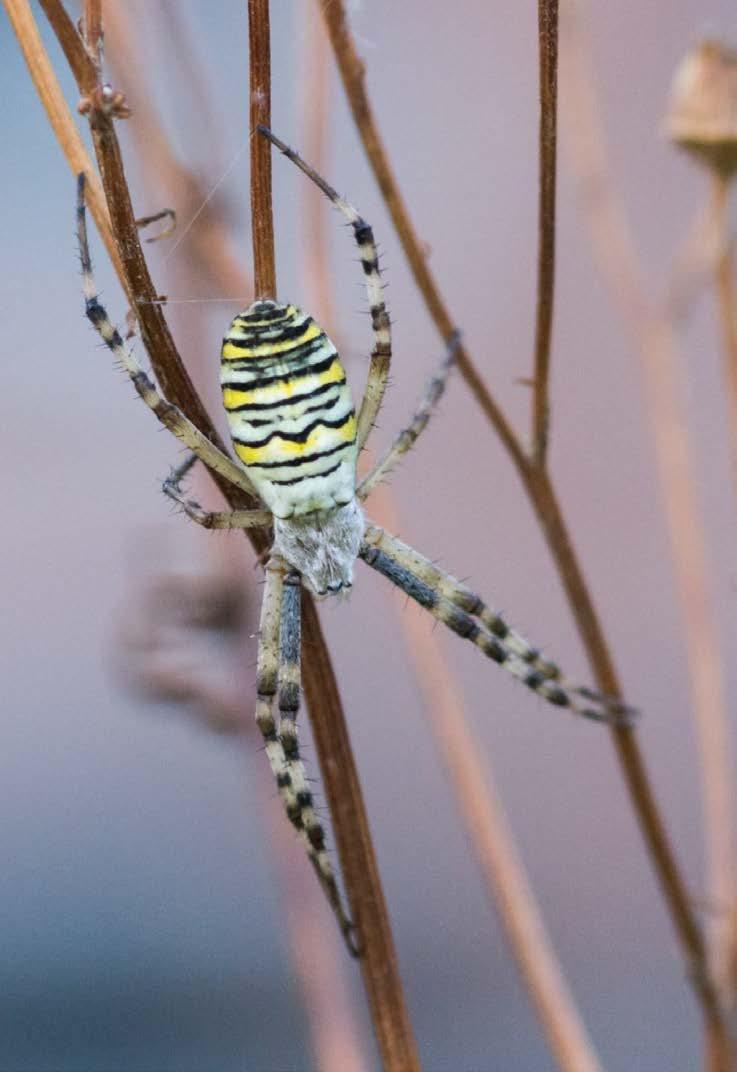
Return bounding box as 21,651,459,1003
272,499,365,595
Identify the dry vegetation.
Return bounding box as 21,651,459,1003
4,0,736,1069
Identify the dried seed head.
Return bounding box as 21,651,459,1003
666,40,737,177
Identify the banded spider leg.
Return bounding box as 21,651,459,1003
257,560,358,954
77,175,357,953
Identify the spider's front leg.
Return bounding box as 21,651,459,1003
76,175,259,503
256,559,358,955
360,523,635,724
259,128,391,453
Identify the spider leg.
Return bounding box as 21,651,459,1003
360,525,635,725
76,174,258,501
256,559,358,955
162,453,272,530
363,523,563,680
358,332,461,499
258,128,391,453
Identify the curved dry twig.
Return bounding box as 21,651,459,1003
319,0,731,1062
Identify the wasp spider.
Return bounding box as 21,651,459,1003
77,128,633,955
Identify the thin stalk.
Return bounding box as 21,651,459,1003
247,4,419,1068
531,0,559,467
318,0,527,476
3,0,124,287
321,0,731,1059
248,0,275,299
301,1,339,330
22,3,418,1065
103,3,249,303
103,9,370,1069
560,5,734,1061
370,486,604,1072
712,172,737,517
303,9,600,1064
83,0,102,70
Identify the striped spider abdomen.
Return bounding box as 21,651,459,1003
221,300,358,520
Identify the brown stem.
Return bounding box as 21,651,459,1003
28,2,418,1065
103,3,249,302
83,0,102,70
248,0,275,299
3,0,123,285
301,597,420,1071
323,0,731,1059
247,4,418,1067
104,8,371,1068
561,8,735,1053
712,172,737,516
531,0,558,467
318,0,527,476
527,437,730,1070
304,9,598,1061
369,486,604,1072
301,2,339,330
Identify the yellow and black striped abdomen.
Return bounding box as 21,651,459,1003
221,300,358,518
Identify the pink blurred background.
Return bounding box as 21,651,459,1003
2,2,736,1068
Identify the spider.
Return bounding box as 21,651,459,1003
76,127,632,956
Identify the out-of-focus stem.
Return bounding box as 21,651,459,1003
318,0,527,475
3,0,124,287
370,488,604,1072
711,172,737,515
301,2,339,331
561,3,734,1058
306,6,599,1063
103,8,371,1067
246,4,419,1067
23,4,416,1064
103,3,249,302
531,0,559,467
323,0,731,1061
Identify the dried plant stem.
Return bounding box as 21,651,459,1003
303,12,598,1065
103,4,249,303
265,778,370,1072
322,0,731,1059
16,1,417,1065
246,4,419,1068
532,0,559,466
3,0,123,287
103,10,370,1069
300,1,340,330
318,0,526,474
83,0,102,69
711,172,737,514
248,0,275,299
561,4,733,1060
665,199,723,324
370,487,603,1072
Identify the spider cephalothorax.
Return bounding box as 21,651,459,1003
77,128,634,955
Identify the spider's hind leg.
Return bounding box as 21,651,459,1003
363,525,563,682
162,453,271,530
256,559,357,954
360,523,635,725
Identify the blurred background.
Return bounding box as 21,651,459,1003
1,2,736,1069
